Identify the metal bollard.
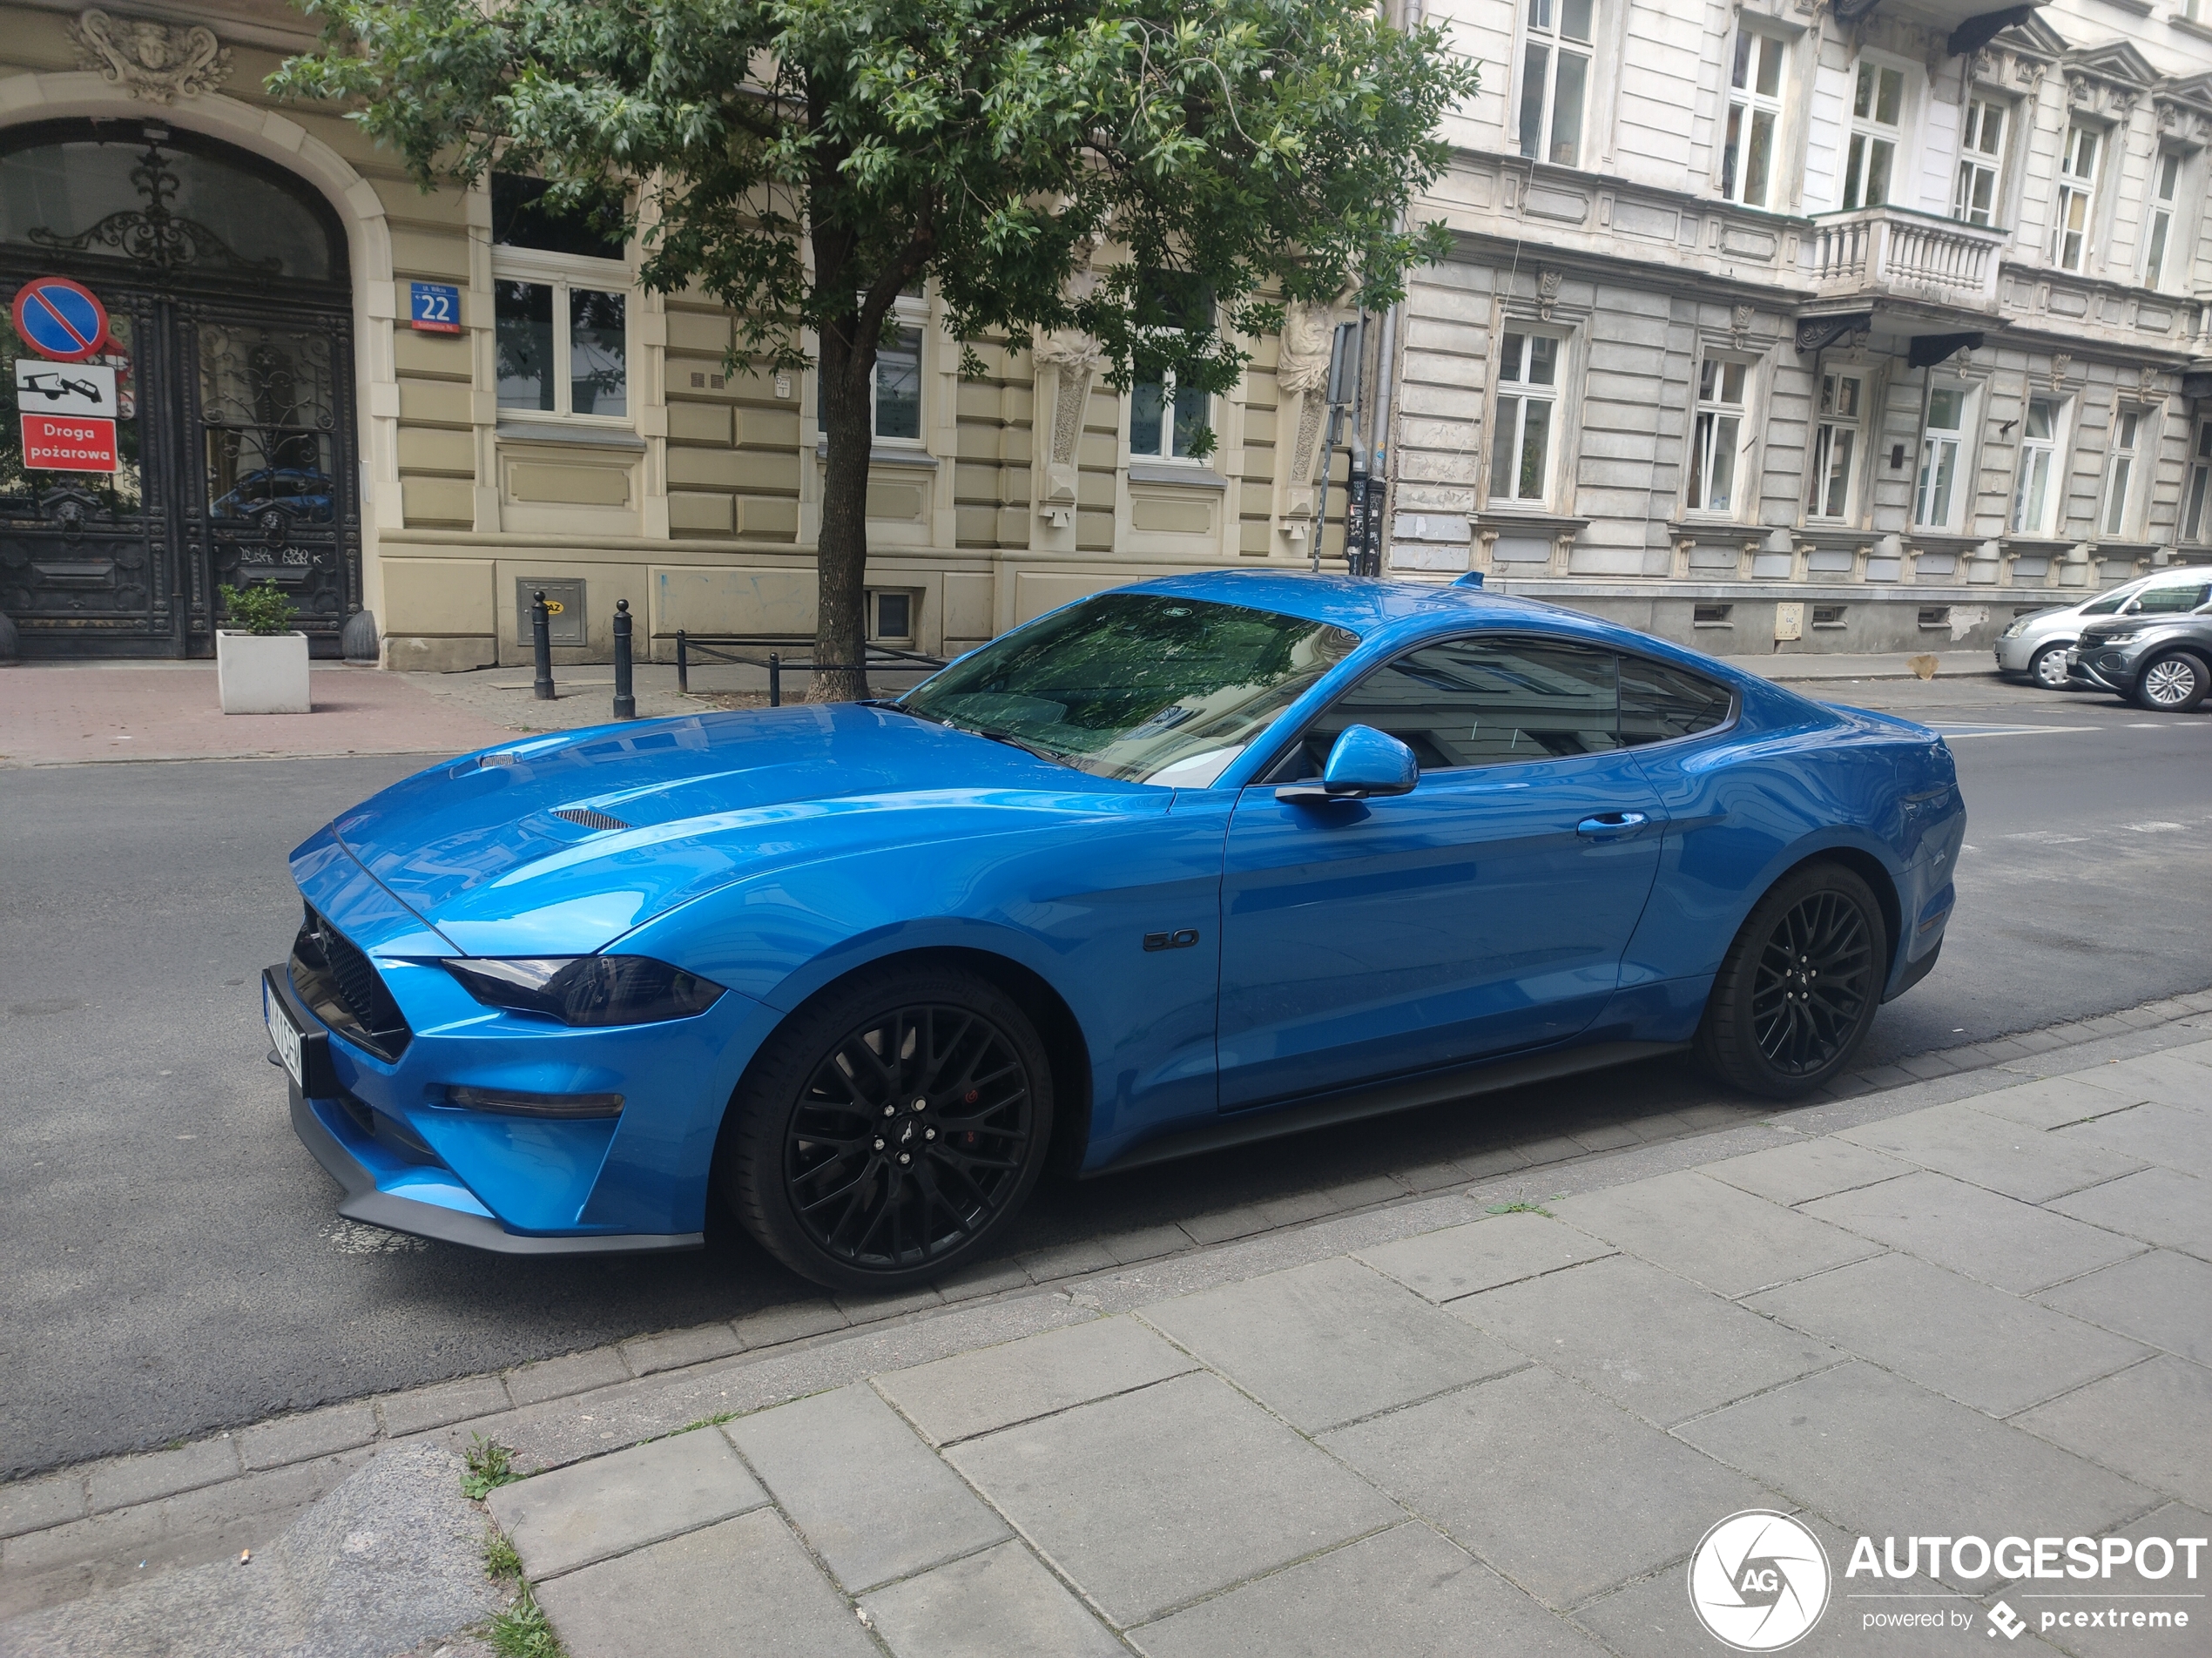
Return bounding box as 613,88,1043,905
611,599,636,720
768,651,781,708
530,590,555,701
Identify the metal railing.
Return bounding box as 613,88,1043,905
673,633,948,704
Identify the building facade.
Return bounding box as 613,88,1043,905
1388,0,2212,651
0,0,2207,666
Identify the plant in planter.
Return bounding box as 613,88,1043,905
216,579,311,714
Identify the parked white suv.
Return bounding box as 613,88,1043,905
1995,568,2212,690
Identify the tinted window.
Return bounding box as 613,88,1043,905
1620,657,1734,745
491,172,626,260
1278,638,1622,778
2134,582,2211,615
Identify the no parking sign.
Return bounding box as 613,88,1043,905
10,277,111,362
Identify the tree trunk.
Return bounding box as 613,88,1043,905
813,320,872,703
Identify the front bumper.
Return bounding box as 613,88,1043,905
1992,634,2047,673
2067,641,2143,692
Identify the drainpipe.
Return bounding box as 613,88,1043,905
1366,0,1418,579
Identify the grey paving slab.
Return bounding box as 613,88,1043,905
237,1403,379,1472
2049,1168,2212,1260
83,1439,239,1513
1131,1521,1604,1658
1702,1136,1915,1207
2056,1103,2212,1180
1676,1364,2154,1582
876,1316,1196,1446
1454,1253,1844,1426
1016,1239,1118,1283
487,1427,767,1581
1549,1169,1880,1296
1354,1211,1615,1304
1803,1171,2145,1294
732,1299,851,1350
376,1376,511,1439
0,1473,84,1541
1837,1102,2148,1203
2077,1051,2212,1111
948,1370,1401,1627
1319,1365,1773,1611
533,1509,874,1658
1966,1075,2154,1131
1744,1252,2149,1417
858,1540,1123,1658
2022,1501,2212,1658
620,1322,743,1376
726,1383,1007,1593
2013,1356,2212,1511
2034,1250,2212,1366
1139,1257,1527,1432
502,1347,632,1408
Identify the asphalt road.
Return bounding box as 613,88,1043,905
3,674,2209,1476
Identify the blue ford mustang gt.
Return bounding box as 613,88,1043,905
266,572,1963,1290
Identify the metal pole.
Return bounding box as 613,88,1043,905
1312,405,1344,576
676,630,689,694
611,598,636,720
530,590,555,701
769,651,781,709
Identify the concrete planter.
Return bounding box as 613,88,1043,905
216,630,311,714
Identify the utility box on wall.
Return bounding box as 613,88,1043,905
1773,602,1805,643
516,578,589,647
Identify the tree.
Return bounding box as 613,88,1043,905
274,0,1478,698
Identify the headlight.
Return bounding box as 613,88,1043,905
442,956,725,1026
2093,630,2141,646
2000,621,2026,639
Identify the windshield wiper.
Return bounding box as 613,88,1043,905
957,725,1069,765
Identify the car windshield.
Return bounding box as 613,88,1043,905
898,592,1359,786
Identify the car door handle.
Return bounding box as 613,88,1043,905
1576,811,1649,837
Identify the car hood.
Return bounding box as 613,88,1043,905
326,704,1157,954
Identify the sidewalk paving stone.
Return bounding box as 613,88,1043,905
1676,1363,2154,1587
1550,1169,1880,1296
1138,1257,1527,1432
489,1427,767,1581
1014,1239,1119,1283
1836,1102,2148,1203
725,1383,1007,1594
619,1322,744,1377
1456,1253,1844,1426
531,1509,873,1658
1743,1252,2148,1417
502,1346,632,1408
857,1539,1123,1658
83,1439,239,1514
1966,1075,2153,1131
376,1375,512,1438
1702,1136,1914,1207
1131,1521,1606,1658
732,1299,850,1349
1802,1171,2145,1294
947,1370,1400,1627
2047,1167,2212,1259
1320,1365,1773,1611
1354,1211,1615,1304
2055,1103,2212,1180
0,1476,83,1543
2013,1356,2212,1512
2074,1051,2212,1111
2033,1250,2212,1365
236,1403,380,1472
876,1316,1196,1446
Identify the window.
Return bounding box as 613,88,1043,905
1517,0,1592,169
1914,383,1970,530
2143,152,2182,290
1808,370,1864,520
1812,603,1848,626
1618,657,1733,744
865,588,915,642
1918,605,1951,629
1841,62,1905,210
1686,358,1750,514
2011,395,2062,536
491,174,630,421
2102,409,2143,538
873,322,923,442
1953,98,2006,226
1489,331,1561,505
2052,123,2099,273
1722,30,1786,207
2132,580,2212,614
1130,282,1210,462
1693,603,1734,625
2185,421,2212,543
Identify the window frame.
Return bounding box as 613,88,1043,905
1840,56,1909,212
1515,0,1595,171
1913,378,1977,533
2010,393,2067,537
1719,25,1789,209
868,295,930,448
490,242,637,427
2051,120,2102,273
1126,367,1212,464
1806,365,1867,522
1952,94,2009,227
1487,327,1568,509
2101,407,2146,539
2184,419,2212,546
2141,149,2183,292
1684,353,1757,518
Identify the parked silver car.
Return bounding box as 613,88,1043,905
1994,568,2212,689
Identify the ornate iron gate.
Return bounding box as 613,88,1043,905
1,120,359,657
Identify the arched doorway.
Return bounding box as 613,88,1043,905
2,118,361,657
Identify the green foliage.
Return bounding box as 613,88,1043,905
489,1584,566,1658
484,1527,524,1580
218,579,298,637
1486,1201,1553,1217
460,1433,522,1500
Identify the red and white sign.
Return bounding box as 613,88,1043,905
21,413,119,473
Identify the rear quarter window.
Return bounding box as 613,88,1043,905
1620,657,1733,745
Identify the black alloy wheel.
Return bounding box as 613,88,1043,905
2132,651,2209,713
1697,863,1885,1098
723,964,1052,1292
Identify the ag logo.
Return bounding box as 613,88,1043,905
1688,1510,1831,1651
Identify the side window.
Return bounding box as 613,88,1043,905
1273,638,1622,779
1619,657,1734,745
2134,582,2211,616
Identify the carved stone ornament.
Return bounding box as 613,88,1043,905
2049,352,2071,391
1031,328,1100,511
1730,303,1755,347
1536,270,1564,322
68,9,232,104
1276,300,1336,397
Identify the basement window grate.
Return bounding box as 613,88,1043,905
1693,603,1734,625
1811,605,1849,627
1918,606,1952,629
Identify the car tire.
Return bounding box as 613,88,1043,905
2130,651,2209,714
1696,862,1887,1100
2027,643,2074,691
721,962,1053,1293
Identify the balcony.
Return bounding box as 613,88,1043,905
1804,206,2009,316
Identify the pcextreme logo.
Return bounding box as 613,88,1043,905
1689,1510,1832,1652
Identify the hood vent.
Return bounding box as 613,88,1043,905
552,806,632,832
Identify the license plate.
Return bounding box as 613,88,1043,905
266,980,305,1089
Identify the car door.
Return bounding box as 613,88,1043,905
1217,635,1666,1110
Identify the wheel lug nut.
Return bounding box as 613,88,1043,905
898,1152,911,1165
873,1138,885,1151
882,1105,895,1117
925,1128,936,1140
912,1097,927,1112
